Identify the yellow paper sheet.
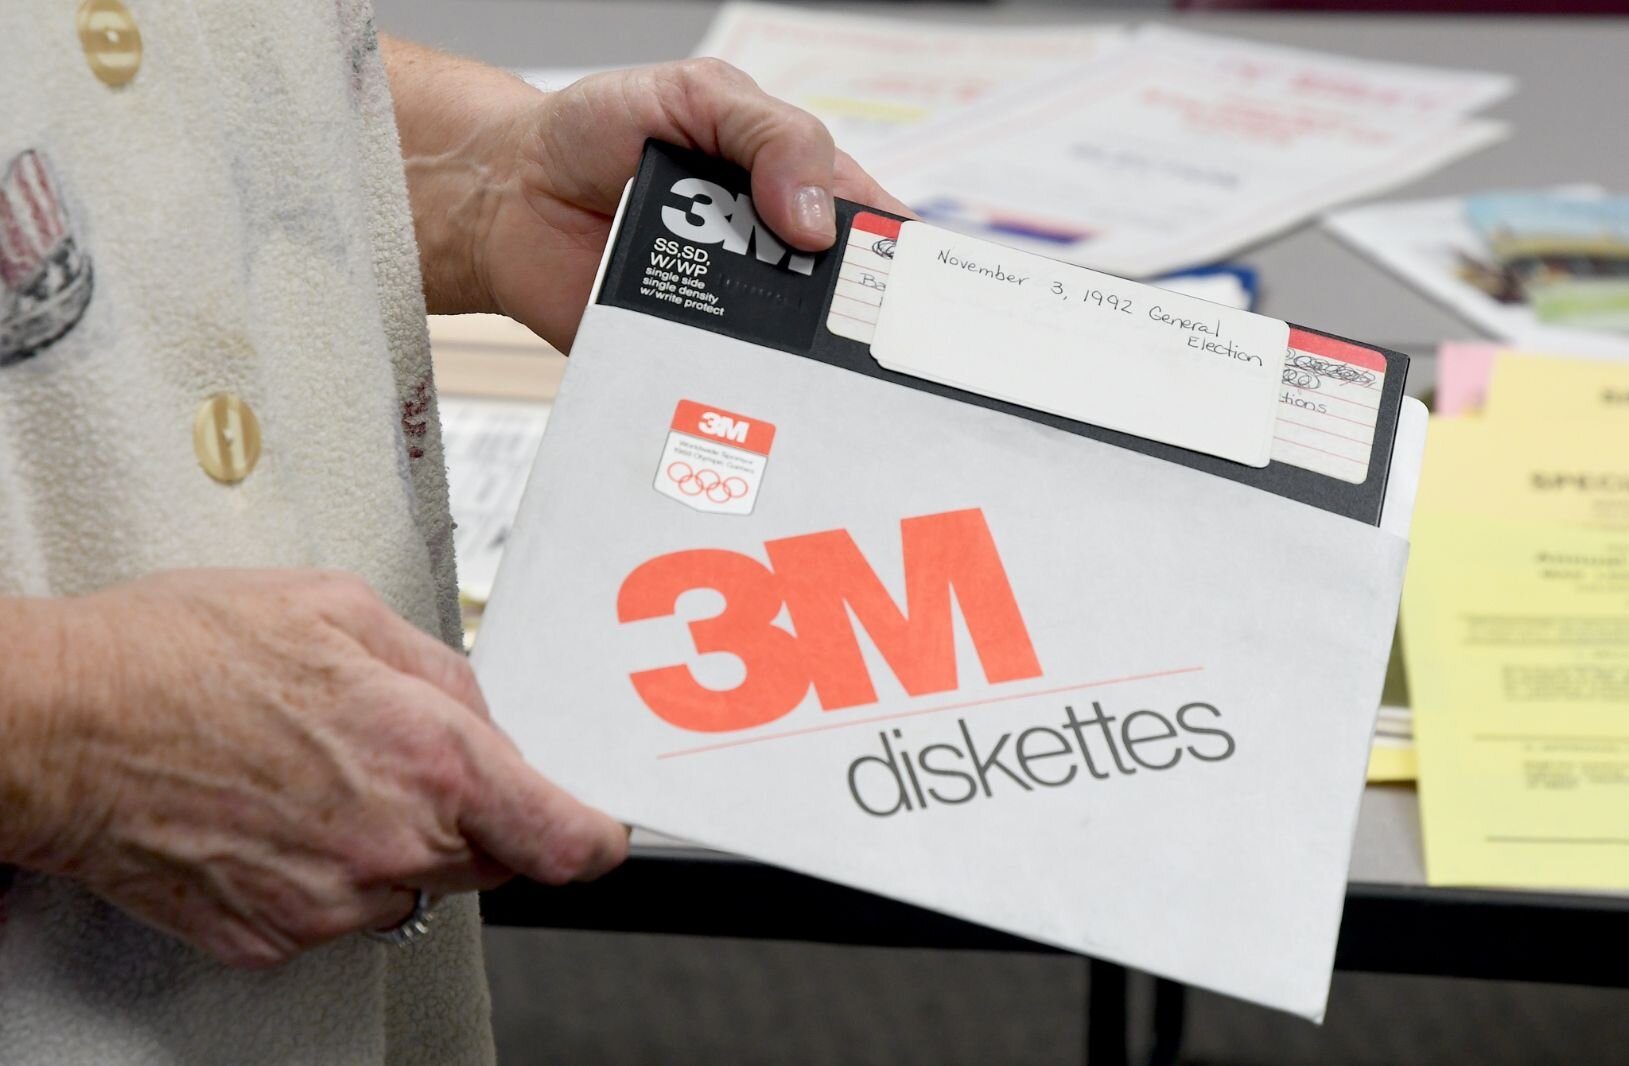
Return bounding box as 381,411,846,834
1366,736,1417,783
1375,359,1629,784
1403,513,1629,889
1486,351,1629,422
1413,417,1629,532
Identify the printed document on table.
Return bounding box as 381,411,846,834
693,2,1124,165
1484,351,1629,422
1408,418,1629,533
440,397,551,604
1403,513,1629,891
1326,189,1629,361
1381,353,1629,783
1403,416,1629,889
868,26,1511,277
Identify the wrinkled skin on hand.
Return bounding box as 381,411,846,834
14,570,625,969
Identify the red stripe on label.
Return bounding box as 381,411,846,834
0,187,36,288
852,212,901,240
1288,328,1388,373
20,152,62,248
671,399,776,456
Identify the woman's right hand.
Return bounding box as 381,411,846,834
0,568,626,968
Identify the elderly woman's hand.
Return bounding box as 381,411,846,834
382,40,909,349
0,570,626,968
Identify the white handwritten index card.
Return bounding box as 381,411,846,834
871,222,1288,467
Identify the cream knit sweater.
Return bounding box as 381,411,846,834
0,0,492,1061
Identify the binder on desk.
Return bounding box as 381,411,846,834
475,142,1425,1021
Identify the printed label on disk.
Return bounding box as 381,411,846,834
655,399,776,515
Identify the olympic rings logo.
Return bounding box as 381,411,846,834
666,461,749,504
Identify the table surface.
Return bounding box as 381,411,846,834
378,0,1629,898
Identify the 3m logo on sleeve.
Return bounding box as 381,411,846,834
662,177,815,276
616,508,1042,733
599,142,840,353
655,400,776,515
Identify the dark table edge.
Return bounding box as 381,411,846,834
481,852,1629,989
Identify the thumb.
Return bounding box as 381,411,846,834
646,59,841,250
457,723,628,886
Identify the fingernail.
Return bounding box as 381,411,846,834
793,185,835,242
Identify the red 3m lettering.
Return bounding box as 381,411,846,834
767,510,1041,710
617,550,808,733
616,509,1042,733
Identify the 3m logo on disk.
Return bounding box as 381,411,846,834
697,409,750,444
661,178,815,276
617,508,1044,733
654,400,775,516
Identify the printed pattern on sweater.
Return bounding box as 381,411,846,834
0,150,92,368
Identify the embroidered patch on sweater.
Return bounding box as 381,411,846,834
0,150,93,368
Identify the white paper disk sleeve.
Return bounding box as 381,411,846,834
475,303,1410,1023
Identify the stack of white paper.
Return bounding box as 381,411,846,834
693,3,1125,164
694,5,1514,278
